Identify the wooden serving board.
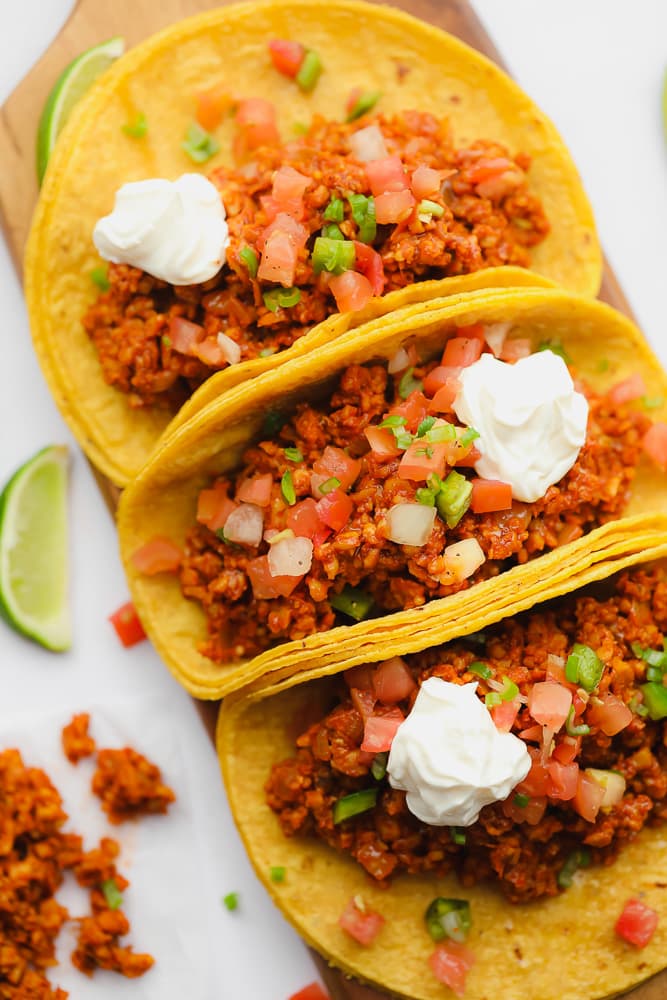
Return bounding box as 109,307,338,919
0,2,661,998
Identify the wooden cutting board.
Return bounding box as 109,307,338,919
0,1,662,997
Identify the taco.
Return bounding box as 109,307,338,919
117,286,667,699
217,553,667,1000
25,0,600,486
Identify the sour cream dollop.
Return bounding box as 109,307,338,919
387,678,530,826
452,351,588,503
93,174,229,285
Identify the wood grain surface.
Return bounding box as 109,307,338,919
0,1,662,997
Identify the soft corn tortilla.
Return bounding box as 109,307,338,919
117,286,667,700
25,0,600,486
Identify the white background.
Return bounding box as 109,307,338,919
0,1,665,997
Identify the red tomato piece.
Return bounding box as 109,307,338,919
258,212,308,252
528,682,572,732
365,426,401,457
410,164,442,199
313,446,362,491
442,336,483,368
490,699,519,733
608,373,647,406
344,664,375,690
470,479,513,514
372,657,416,703
345,86,362,116
287,498,320,539
361,710,404,752
500,338,532,363
109,602,147,648
130,536,182,575
316,489,354,532
517,748,550,797
423,365,462,398
192,338,226,367
353,241,386,296
329,270,374,312
247,556,301,599
428,380,462,415
454,444,481,468
518,724,543,743
339,897,385,946
428,942,475,998
374,189,416,224
196,482,237,532
365,155,409,196
502,794,547,826
195,84,233,132
235,97,280,150
573,770,605,822
547,760,579,800
552,735,581,765
272,165,312,203
389,391,429,433
257,229,299,287
642,422,667,469
398,440,448,482
466,157,515,185
350,687,376,720
169,316,204,355
586,692,632,736
615,899,659,949
236,473,273,508
312,525,333,548
288,983,330,1000
456,324,486,340
268,39,305,78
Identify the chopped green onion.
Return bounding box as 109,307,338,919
629,694,649,718
565,643,604,691
319,476,341,495
263,287,302,313
292,121,309,135
566,705,591,736
90,266,110,292
239,246,258,278
347,193,377,244
435,471,473,528
379,414,407,429
415,487,437,506
398,367,423,399
484,691,502,708
632,641,667,670
450,827,466,846
161,335,172,348
640,682,667,720
597,358,610,373
469,661,492,680
330,586,374,622
223,892,239,911
346,90,382,122
284,447,303,462
270,866,286,883
371,752,388,781
459,427,480,448
324,197,345,222
281,470,296,506
538,339,572,365
122,112,148,138
311,236,356,275
394,431,414,449
263,410,285,435
426,422,456,443
100,878,123,910
182,121,220,163
333,787,378,824
514,793,530,808
499,676,519,702
427,473,443,492
259,347,277,357
557,849,590,889
417,199,444,219
322,223,344,241
425,898,472,943
295,49,322,92
417,416,436,437
642,396,664,409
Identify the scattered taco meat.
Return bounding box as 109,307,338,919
92,747,176,823
61,712,96,763
266,567,667,904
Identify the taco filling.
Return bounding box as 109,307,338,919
84,108,549,409
164,327,662,662
265,566,667,904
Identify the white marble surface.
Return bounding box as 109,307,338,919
0,1,665,997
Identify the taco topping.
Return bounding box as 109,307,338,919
265,567,667,903
615,898,659,948
173,335,651,661
84,110,549,408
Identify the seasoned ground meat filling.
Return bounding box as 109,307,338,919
83,111,549,409
265,568,667,903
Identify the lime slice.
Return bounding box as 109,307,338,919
36,35,125,184
0,446,71,651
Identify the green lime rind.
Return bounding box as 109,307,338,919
36,35,125,185
0,446,71,651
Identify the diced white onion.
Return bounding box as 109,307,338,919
268,536,313,577
388,346,411,374
547,653,565,670
217,332,241,365
484,322,512,358
586,768,626,808
443,538,485,581
348,124,388,163
386,503,436,546
224,503,264,547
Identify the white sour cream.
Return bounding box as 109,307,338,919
387,678,530,826
452,351,588,503
93,174,229,285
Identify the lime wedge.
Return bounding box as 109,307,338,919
0,446,71,651
36,35,125,184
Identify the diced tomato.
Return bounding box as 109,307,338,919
547,760,579,800
500,338,532,363
389,391,429,432
470,479,513,514
272,165,312,203
193,338,226,367
130,536,182,575
372,657,416,704
353,242,386,296
344,664,375,690
169,316,204,355
428,942,475,998
287,498,320,539
466,157,515,185
454,444,481,468
345,86,362,117
571,690,588,718
257,229,299,287
573,770,605,822
502,794,547,826
236,473,273,508
545,656,567,685
313,446,361,491
528,682,572,732
268,39,305,78
109,602,147,648
258,212,309,252
364,426,401,457
350,687,376,720
428,380,462,415
339,897,385,946
196,482,237,532
518,724,543,743
235,97,280,150
608,373,646,406
410,164,442,199
247,556,301,599
423,365,462,398
288,982,330,1000
442,336,483,368
194,84,233,132
587,692,632,736
476,169,523,201
441,437,475,468
316,489,353,532
361,710,404,752
365,155,409,196
398,440,448,482
517,748,549,797
642,422,667,469
329,270,374,312
490,699,519,733
552,735,581,765
312,525,333,548
456,324,486,340
615,899,659,949
374,189,416,224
